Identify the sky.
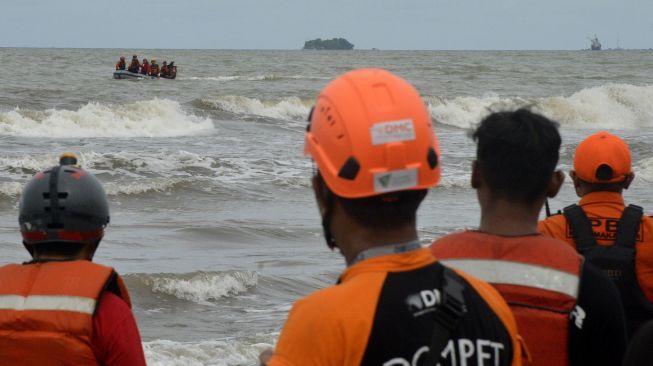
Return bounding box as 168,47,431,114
1,0,651,50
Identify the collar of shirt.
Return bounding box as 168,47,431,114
579,191,625,207
348,241,422,267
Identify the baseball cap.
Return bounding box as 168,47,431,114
573,131,631,183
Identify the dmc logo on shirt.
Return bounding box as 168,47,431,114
406,288,441,317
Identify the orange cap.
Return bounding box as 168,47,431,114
304,68,440,198
573,131,631,183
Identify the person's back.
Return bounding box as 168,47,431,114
0,153,146,366
149,60,159,76
539,132,653,337
160,62,169,77
431,110,627,366
128,55,140,73
140,59,150,75
115,56,126,70
267,69,523,366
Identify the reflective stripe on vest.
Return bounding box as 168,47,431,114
0,295,95,314
440,259,580,298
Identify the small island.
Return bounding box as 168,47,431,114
303,38,354,50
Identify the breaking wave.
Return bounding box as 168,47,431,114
0,150,310,198
0,100,214,138
197,96,312,121
186,74,330,82
427,83,653,130
126,271,258,304
144,336,275,366
635,157,653,183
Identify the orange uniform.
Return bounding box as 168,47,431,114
269,248,522,366
432,231,627,366
0,260,132,365
539,191,653,335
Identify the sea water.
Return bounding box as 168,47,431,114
1,48,653,365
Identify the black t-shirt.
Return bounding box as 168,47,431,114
568,262,628,366
622,319,653,366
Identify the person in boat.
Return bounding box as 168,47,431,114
431,110,628,366
140,58,150,75
0,153,146,365
160,61,170,78
149,59,160,77
128,55,140,73
115,56,126,71
539,131,653,337
264,69,524,366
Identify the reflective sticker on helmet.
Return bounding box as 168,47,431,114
370,119,416,145
373,168,418,193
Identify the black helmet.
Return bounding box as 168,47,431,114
19,154,110,246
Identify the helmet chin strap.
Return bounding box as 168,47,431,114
321,187,338,250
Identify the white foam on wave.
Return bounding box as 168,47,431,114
427,84,653,130
0,99,214,138
187,74,329,82
188,75,275,81
635,158,653,183
144,337,274,366
136,271,258,304
0,149,310,198
202,96,312,121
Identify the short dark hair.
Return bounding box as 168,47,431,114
28,242,86,257
472,109,561,203
317,174,427,230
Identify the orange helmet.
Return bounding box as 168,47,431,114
305,68,440,198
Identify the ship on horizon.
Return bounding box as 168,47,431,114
589,35,602,50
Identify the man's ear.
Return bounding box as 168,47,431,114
312,176,328,216
623,172,635,190
471,160,481,189
547,170,565,198
569,170,584,197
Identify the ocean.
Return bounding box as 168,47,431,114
1,48,653,365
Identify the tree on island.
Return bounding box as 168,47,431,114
303,38,354,50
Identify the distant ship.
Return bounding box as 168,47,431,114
589,35,602,50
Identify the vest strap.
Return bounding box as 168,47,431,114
424,267,467,365
563,204,597,252
614,204,643,249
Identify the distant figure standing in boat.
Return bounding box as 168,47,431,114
128,55,140,73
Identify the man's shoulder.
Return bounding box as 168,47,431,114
432,230,472,245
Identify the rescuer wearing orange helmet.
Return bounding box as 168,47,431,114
0,153,146,365
539,131,653,337
431,110,627,366
266,69,524,366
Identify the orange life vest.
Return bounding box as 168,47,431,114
0,260,131,365
150,64,160,75
432,232,583,366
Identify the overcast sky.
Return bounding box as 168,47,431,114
1,0,651,50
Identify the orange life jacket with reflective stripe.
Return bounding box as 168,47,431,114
432,232,583,366
0,260,131,365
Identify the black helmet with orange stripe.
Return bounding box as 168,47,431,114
19,153,109,247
